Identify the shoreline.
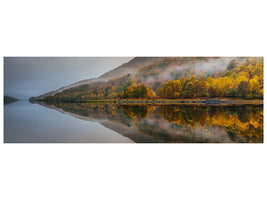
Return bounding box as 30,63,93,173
32,98,264,105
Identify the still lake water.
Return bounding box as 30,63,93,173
4,101,263,143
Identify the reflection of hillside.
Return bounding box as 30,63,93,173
43,102,162,143
43,102,263,143
157,105,263,143
45,102,130,124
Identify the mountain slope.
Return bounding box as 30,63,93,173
32,57,263,101
99,57,166,79
30,57,165,101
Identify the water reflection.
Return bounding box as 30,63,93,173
4,101,133,143
43,102,263,143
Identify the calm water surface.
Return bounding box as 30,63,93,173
4,101,263,143
4,101,133,143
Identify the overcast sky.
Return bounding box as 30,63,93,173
4,57,133,100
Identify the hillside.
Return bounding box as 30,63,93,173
4,96,18,104
99,57,166,79
30,57,165,101
31,57,263,101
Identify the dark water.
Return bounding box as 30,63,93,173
4,101,263,143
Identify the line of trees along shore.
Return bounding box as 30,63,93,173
43,60,263,101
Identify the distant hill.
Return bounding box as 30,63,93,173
4,96,18,104
30,57,263,101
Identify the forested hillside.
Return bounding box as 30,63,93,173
41,57,263,101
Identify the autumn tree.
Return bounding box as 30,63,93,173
120,84,154,99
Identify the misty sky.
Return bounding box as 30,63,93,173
4,57,133,100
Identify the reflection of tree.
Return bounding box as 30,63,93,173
44,102,263,143
157,105,263,143
157,106,210,127
118,105,155,119
45,102,131,125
